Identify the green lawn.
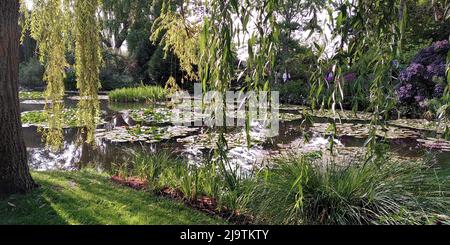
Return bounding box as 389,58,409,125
0,170,226,225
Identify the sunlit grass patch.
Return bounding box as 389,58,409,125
0,170,226,225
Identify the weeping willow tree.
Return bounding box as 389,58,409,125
21,0,102,149
150,0,201,91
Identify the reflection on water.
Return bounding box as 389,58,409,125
20,97,450,173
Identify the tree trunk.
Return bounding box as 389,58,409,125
0,0,37,198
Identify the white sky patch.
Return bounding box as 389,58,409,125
24,0,33,10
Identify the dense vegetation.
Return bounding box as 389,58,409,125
109,151,449,225
109,85,166,102
2,0,449,226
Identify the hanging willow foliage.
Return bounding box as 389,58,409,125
24,0,71,150
151,0,200,82
20,0,101,149
309,0,405,160
74,0,102,145
198,0,279,165
436,11,450,139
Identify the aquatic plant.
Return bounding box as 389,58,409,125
111,150,181,187
129,107,173,124
21,109,86,128
108,86,166,103
19,91,45,100
248,153,449,225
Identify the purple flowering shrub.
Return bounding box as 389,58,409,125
395,40,449,116
399,63,426,83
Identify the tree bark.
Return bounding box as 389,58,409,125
0,0,37,198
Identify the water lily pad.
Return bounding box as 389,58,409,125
417,138,450,152
96,125,199,144
388,119,449,134
310,123,421,139
21,109,105,128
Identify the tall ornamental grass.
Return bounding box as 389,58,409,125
108,86,166,102
248,153,449,225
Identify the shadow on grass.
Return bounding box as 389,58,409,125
0,170,226,225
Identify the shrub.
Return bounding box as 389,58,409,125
249,152,449,225
19,57,44,88
100,51,138,90
109,85,167,102
272,80,309,105
395,40,450,116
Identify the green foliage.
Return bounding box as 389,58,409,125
21,0,103,149
28,0,71,150
0,170,226,224
111,150,449,225
63,67,77,91
108,85,166,102
112,151,181,188
249,153,449,225
112,150,250,212
198,0,279,158
278,46,318,82
18,58,45,88
100,0,153,52
74,0,102,145
403,0,450,46
21,109,100,128
19,91,44,100
146,45,175,84
309,0,405,159
150,0,200,81
100,51,137,90
122,0,183,86
398,40,433,68
21,111,47,125
276,0,324,76
272,80,309,104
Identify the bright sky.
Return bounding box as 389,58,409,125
24,0,33,10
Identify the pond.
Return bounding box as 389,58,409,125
20,94,450,174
